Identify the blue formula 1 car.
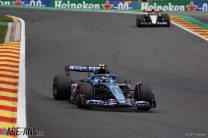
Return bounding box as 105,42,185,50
53,64,156,111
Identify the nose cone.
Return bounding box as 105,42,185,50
150,15,158,24
106,83,126,104
118,99,125,104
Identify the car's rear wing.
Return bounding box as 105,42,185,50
143,9,162,13
65,66,100,73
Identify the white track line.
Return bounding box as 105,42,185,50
14,16,27,138
4,22,12,43
171,21,208,42
8,15,27,137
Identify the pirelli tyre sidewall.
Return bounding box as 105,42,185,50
53,75,72,100
162,13,170,27
134,83,156,111
136,14,144,27
76,82,94,108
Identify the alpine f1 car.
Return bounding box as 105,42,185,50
136,9,170,27
53,64,156,111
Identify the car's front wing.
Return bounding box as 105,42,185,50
140,21,168,26
86,99,150,107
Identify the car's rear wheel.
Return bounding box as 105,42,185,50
76,82,94,108
53,75,72,100
134,83,155,111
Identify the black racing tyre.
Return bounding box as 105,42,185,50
134,83,155,111
76,82,94,108
162,14,170,27
136,14,143,27
53,75,72,100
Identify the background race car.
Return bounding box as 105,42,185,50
136,10,170,27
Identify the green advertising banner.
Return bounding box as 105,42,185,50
139,1,192,11
140,1,208,11
0,0,207,11
51,0,106,10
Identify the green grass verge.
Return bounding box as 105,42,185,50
0,13,13,22
0,13,12,43
0,25,7,43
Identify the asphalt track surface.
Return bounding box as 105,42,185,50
1,8,208,138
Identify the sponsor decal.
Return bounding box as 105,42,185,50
103,0,137,10
13,0,24,6
140,2,186,11
54,0,101,9
186,1,197,11
0,0,12,5
1,127,44,136
0,0,49,7
23,0,50,7
102,0,113,10
193,1,208,11
140,1,204,11
0,0,207,12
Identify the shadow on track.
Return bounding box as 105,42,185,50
49,98,159,113
79,107,158,114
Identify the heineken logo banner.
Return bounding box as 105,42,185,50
0,0,207,12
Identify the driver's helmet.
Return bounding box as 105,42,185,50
96,64,109,74
149,9,157,14
97,66,106,74
99,75,108,82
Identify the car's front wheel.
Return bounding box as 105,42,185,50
76,82,94,108
134,83,156,111
136,15,143,27
162,14,170,27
